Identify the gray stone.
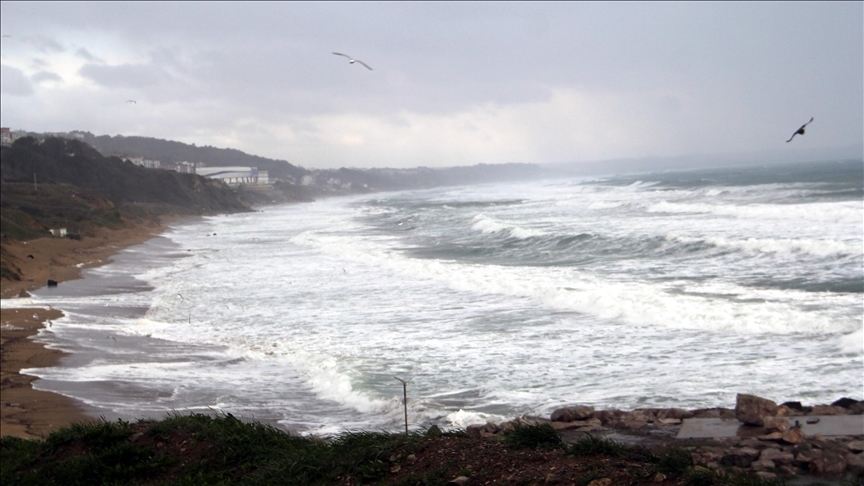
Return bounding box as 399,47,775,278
466,424,484,438
755,471,778,480
759,448,794,465
720,454,753,468
831,397,860,409
809,405,848,416
847,440,864,453
733,447,761,460
656,408,691,420
808,452,847,475
735,394,777,426
781,428,806,444
847,452,864,469
550,405,595,422
763,416,790,432
750,459,775,470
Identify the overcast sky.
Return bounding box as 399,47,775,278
1,2,861,169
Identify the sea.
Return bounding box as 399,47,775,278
4,159,863,435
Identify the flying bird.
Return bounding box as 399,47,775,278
786,117,813,143
2,35,11,38
126,100,136,104
333,52,373,70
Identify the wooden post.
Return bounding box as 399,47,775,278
394,376,408,434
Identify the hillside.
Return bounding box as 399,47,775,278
77,132,310,183
64,132,548,193
1,137,250,211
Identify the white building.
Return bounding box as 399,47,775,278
117,154,161,169
0,127,18,147
195,166,265,186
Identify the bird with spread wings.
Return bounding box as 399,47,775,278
333,52,373,71
786,117,813,143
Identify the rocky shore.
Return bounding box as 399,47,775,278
468,394,864,481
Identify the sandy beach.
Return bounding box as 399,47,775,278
0,219,177,439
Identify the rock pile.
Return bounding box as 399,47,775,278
466,394,864,481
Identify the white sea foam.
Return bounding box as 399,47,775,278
18,167,863,433
471,214,545,239
838,327,864,355
670,234,861,257
648,200,862,224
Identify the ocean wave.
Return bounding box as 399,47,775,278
647,201,862,224
669,234,861,258
471,214,545,239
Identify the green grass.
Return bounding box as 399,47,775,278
1,413,428,486
502,422,564,450
566,434,630,458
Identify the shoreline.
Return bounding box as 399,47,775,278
0,217,184,439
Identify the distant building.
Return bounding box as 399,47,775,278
173,161,201,173
115,154,161,169
1,127,19,147
195,166,266,186
49,228,68,238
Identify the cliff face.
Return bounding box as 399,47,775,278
1,137,250,213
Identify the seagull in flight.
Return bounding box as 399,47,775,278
786,117,813,143
126,100,137,104
333,52,373,70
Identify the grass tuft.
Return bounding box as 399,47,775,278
566,434,630,457
503,422,563,450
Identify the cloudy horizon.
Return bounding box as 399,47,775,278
1,2,861,169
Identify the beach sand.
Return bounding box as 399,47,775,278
1,219,178,439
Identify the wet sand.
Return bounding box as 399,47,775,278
1,219,181,439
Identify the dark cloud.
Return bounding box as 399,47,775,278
31,71,63,83
0,64,34,95
1,2,861,167
21,34,65,53
75,47,102,62
79,62,167,88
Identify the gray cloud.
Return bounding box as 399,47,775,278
0,2,861,168
31,71,63,84
21,34,65,54
75,47,102,62
79,62,167,89
1,64,34,95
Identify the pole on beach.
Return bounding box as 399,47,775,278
394,376,408,434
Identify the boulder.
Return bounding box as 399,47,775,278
781,428,806,444
831,397,860,409
550,405,595,422
735,394,777,426
762,416,790,432
751,459,775,470
466,424,484,438
847,452,864,469
720,454,753,468
809,405,848,415
808,453,847,475
780,401,804,411
848,440,864,453
656,408,691,420
759,448,794,465
734,447,761,460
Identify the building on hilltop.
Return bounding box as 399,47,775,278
115,154,162,169
195,166,268,186
1,127,20,147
